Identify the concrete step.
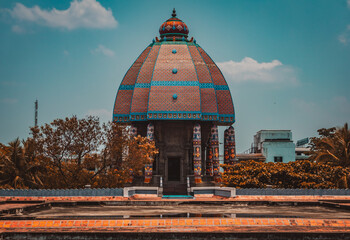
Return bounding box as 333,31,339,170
162,195,194,199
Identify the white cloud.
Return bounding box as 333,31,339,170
91,44,115,57
339,0,350,44
8,0,117,30
63,50,70,56
86,109,111,121
11,25,25,34
217,57,298,84
338,25,350,45
1,98,18,104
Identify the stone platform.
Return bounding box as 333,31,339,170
1,196,350,239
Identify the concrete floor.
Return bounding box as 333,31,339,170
25,205,350,219
2,197,350,237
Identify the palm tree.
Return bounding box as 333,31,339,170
312,123,350,167
0,138,44,189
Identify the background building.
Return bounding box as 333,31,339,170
252,130,295,163
238,130,310,163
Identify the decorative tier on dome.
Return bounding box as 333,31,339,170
113,9,235,126
159,9,189,41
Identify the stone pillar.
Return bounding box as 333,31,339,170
128,125,137,183
157,122,165,177
144,122,154,184
206,140,213,176
193,123,202,183
184,144,190,183
228,126,237,165
224,129,230,165
130,125,137,137
211,125,221,182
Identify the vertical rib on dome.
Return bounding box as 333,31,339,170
129,45,161,119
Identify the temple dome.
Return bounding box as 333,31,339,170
113,10,235,126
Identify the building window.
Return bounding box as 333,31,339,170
274,156,283,163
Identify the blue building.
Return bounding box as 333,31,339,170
249,130,296,163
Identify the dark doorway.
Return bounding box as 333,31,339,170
168,157,180,181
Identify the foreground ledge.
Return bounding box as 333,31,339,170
1,218,350,233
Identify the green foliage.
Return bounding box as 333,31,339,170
0,138,44,189
310,123,350,167
222,160,349,189
0,116,158,189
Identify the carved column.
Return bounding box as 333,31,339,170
130,125,137,137
157,122,165,176
144,122,154,184
193,123,202,183
224,129,229,165
206,138,213,176
228,126,237,165
211,125,221,182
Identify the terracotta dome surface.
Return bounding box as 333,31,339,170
113,10,235,125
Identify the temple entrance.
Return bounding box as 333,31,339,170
164,156,186,195
167,157,180,181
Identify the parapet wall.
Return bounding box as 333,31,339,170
0,188,349,197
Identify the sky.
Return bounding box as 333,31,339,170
0,0,350,153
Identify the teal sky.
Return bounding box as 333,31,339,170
0,0,349,152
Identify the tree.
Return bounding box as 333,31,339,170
125,135,159,176
31,116,104,188
0,116,159,189
28,116,158,189
0,138,44,189
101,121,129,170
310,123,350,167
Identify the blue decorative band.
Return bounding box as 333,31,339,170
201,114,219,121
199,83,230,90
147,112,202,120
135,83,151,88
120,83,229,90
151,81,199,86
119,85,134,90
219,114,236,117
201,112,219,116
199,83,214,88
113,112,235,123
148,111,202,114
130,113,147,121
113,114,130,122
214,85,230,90
154,41,189,45
218,114,235,124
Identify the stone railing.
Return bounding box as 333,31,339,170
0,188,123,197
236,188,350,196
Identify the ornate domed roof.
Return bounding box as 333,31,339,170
113,10,235,125
159,9,189,39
